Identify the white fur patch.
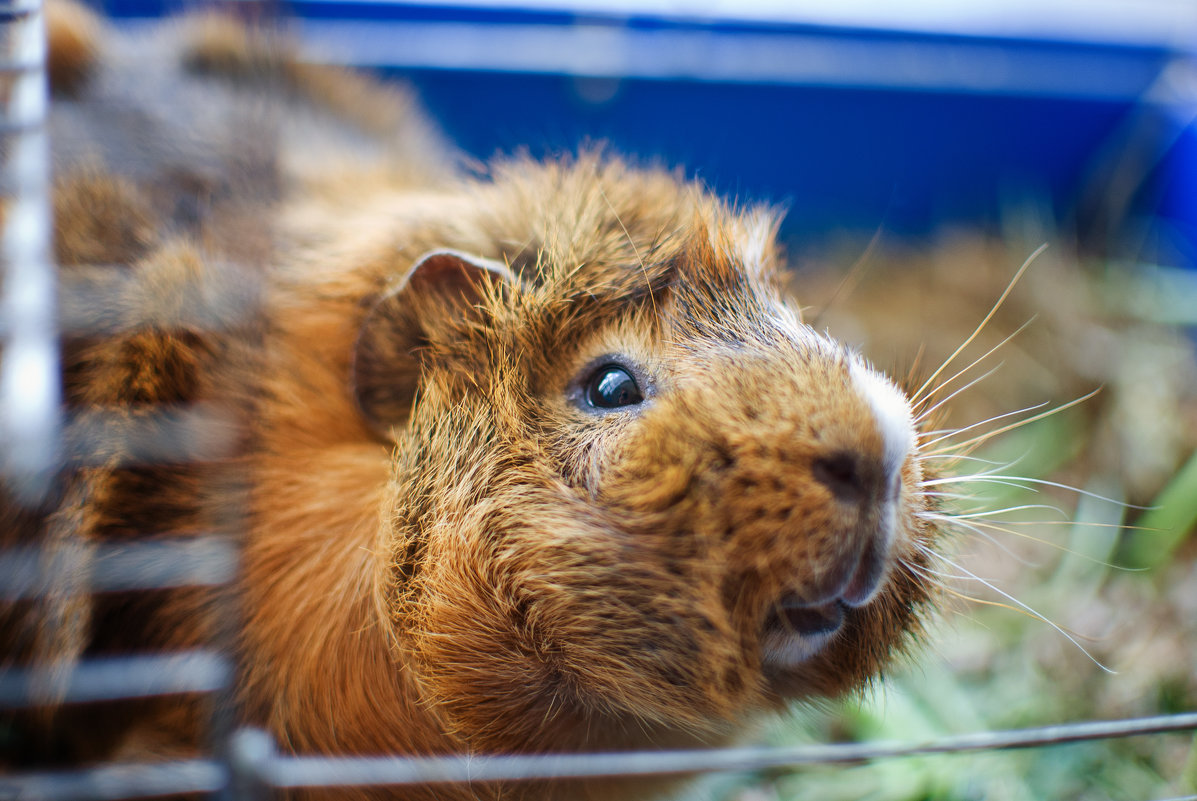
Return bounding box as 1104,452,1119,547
761,627,839,669
850,357,915,478
736,213,775,278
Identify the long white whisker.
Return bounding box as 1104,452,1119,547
918,401,1050,450
922,504,1067,521
596,184,656,319
915,543,1114,673
955,518,1137,530
917,428,962,439
918,514,1039,565
921,468,1031,485
917,454,1006,466
922,513,1145,572
920,475,1045,493
921,475,1140,509
940,452,1030,478
921,491,979,500
907,556,1000,586
901,559,961,592
927,389,1101,456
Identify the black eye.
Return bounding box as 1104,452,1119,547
586,364,644,409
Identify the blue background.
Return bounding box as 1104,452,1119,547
97,0,1197,267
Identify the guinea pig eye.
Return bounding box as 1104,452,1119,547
586,364,644,409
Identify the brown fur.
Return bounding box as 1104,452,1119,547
2,4,942,797
45,0,101,96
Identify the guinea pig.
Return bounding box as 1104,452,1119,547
0,4,940,799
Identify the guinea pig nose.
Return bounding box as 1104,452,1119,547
812,451,863,503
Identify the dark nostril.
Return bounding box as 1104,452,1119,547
812,451,863,502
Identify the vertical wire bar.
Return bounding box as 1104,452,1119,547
1,0,60,503
207,512,248,801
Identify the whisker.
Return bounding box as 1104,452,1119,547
921,474,1141,509
921,491,980,501
920,473,1034,489
920,475,1046,495
808,225,884,329
909,565,1064,620
924,511,1067,547
910,560,1090,623
596,184,656,319
914,364,1006,425
924,510,1047,540
918,401,1050,451
916,427,961,439
917,454,1005,465
910,243,1048,405
945,518,1136,531
903,342,928,391
903,558,1046,612
914,543,1114,673
925,504,1068,521
918,514,1039,565
922,513,1146,572
913,317,1036,418
904,558,989,587
926,389,1101,457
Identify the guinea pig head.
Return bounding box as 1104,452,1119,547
352,229,936,753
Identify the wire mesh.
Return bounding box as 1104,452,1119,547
0,0,244,792
0,3,1195,801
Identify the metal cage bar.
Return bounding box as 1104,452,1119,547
0,539,239,601
0,2,244,785
0,651,234,708
4,712,1197,801
0,0,59,502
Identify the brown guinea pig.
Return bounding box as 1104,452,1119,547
1,4,940,799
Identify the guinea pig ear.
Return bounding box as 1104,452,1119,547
352,249,515,438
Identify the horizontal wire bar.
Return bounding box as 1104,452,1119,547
61,404,242,467
0,119,46,136
237,712,1197,787
56,262,263,337
0,760,226,801
0,6,36,24
0,651,232,708
0,538,239,600
0,60,41,75
2,712,1193,801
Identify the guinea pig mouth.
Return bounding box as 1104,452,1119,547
760,596,847,668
